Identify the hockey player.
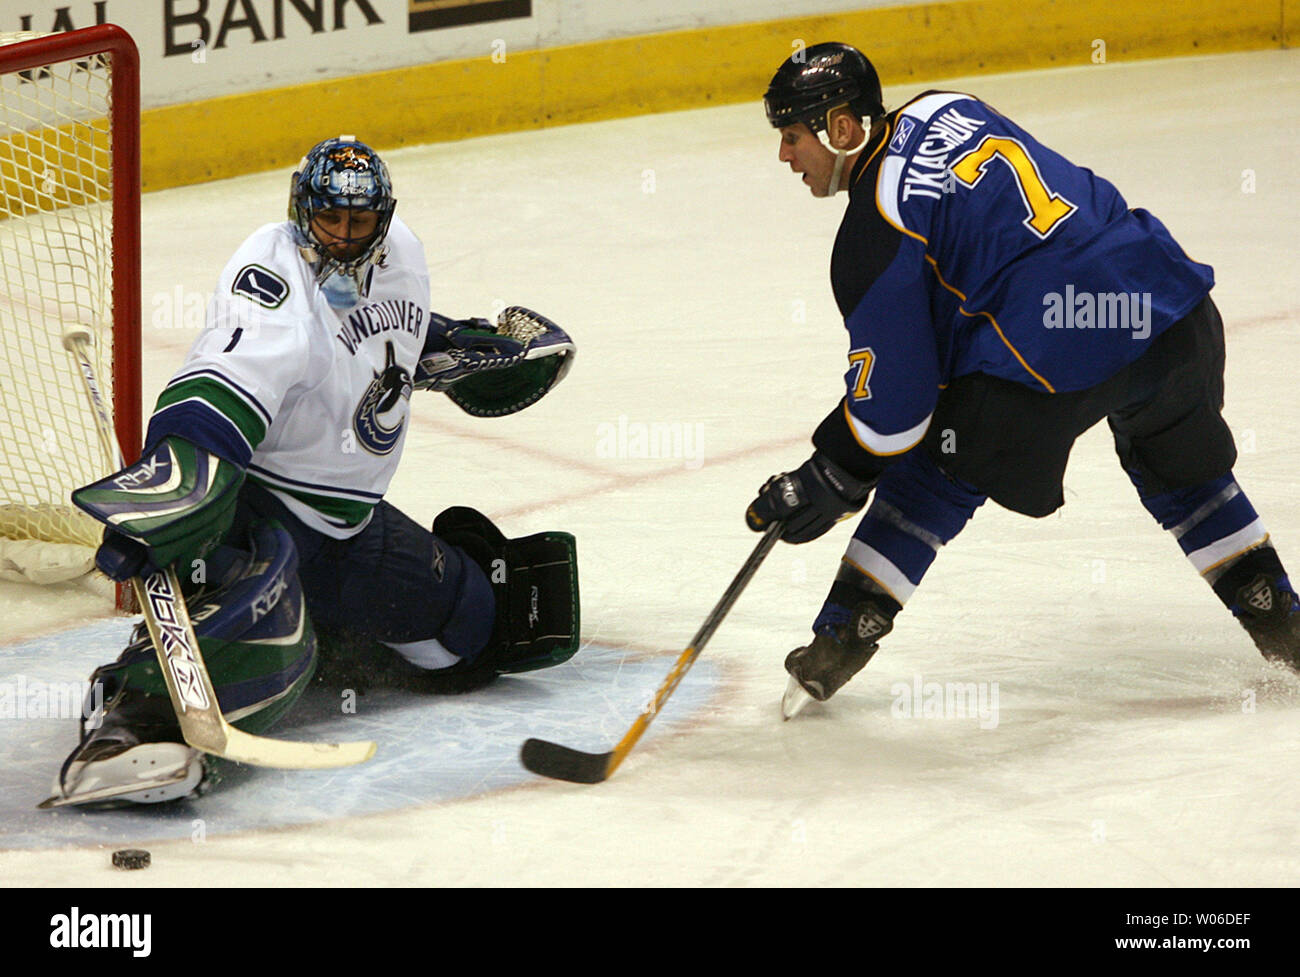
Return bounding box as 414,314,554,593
747,44,1300,716
46,136,579,807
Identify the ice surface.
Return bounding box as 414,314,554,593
1,50,1297,886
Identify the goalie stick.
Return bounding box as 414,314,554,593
520,521,783,784
62,328,376,770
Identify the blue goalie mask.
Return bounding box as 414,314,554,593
289,135,396,280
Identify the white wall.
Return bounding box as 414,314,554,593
3,1,920,109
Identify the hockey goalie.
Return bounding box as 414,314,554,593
44,136,580,808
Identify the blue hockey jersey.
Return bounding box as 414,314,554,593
826,91,1213,462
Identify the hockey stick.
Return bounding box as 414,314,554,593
63,328,376,769
520,521,783,784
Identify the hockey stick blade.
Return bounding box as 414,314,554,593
520,738,611,784
519,522,783,784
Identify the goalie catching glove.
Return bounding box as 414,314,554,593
71,436,244,581
414,306,575,417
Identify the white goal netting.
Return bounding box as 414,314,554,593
0,31,121,583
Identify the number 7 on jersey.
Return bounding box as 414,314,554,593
848,347,875,400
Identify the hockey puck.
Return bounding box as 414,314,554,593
111,849,150,870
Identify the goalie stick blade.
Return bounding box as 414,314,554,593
520,738,612,784
216,727,377,770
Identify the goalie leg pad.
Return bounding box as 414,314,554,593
48,521,317,806
433,506,580,674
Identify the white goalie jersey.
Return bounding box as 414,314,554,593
146,215,432,537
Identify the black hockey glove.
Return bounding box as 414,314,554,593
745,451,874,544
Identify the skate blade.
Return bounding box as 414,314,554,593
782,675,817,721
38,766,191,809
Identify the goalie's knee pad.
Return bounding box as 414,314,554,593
188,520,318,731
433,506,580,675
92,521,315,732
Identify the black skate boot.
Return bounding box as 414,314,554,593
41,629,204,809
783,601,895,719
1231,574,1300,672
1211,546,1300,673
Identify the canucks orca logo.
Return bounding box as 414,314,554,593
353,341,411,456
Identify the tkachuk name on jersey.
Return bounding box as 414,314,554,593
49,907,151,957
335,299,425,355
901,107,986,201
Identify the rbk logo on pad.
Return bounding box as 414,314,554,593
232,263,289,309
113,443,175,491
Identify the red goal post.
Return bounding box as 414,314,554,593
0,24,141,607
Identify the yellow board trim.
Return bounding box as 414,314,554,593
137,0,1288,191
0,121,111,218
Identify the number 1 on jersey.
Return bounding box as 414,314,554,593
950,136,1076,239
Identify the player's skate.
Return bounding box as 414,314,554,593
41,644,204,809
782,603,893,719
1231,573,1300,672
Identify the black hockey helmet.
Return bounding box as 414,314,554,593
764,42,885,132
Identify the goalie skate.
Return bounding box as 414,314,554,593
40,625,208,809
40,742,203,809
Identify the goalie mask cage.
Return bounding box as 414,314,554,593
0,24,140,606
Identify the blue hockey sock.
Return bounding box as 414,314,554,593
815,452,985,633
840,451,985,605
1136,473,1295,612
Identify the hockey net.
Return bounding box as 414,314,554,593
0,25,140,598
